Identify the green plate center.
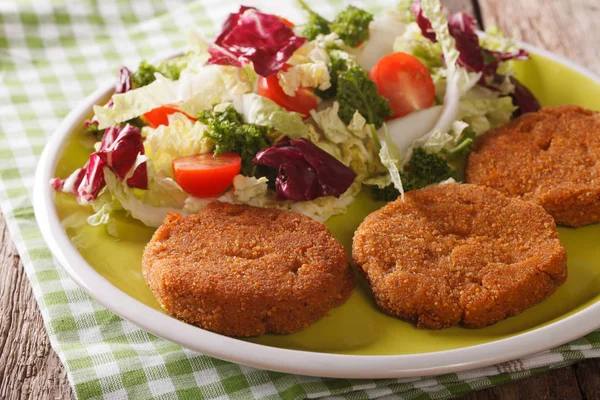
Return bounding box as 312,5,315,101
54,53,600,355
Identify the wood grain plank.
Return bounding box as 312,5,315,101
478,0,600,73
459,365,585,400
0,212,74,400
574,359,600,400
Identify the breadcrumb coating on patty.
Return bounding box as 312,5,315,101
142,201,354,337
466,105,600,227
352,184,567,329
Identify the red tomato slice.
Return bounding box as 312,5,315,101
172,153,241,198
369,52,435,119
143,106,197,128
257,68,318,118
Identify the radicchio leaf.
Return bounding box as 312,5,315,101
86,67,134,131
447,13,486,72
51,154,107,204
97,124,148,189
253,137,356,201
105,67,133,108
207,6,306,77
510,76,541,117
411,0,436,41
76,153,107,203
412,0,528,76
51,124,147,204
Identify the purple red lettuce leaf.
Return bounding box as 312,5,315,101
207,6,306,77
97,124,148,189
51,153,106,204
447,13,486,72
510,76,541,116
411,0,436,41
51,124,147,203
412,0,528,76
253,137,356,201
411,0,539,115
86,67,133,130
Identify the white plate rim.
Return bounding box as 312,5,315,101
33,42,600,379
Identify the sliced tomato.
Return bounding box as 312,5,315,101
257,68,318,118
172,153,241,198
143,106,197,128
369,52,435,119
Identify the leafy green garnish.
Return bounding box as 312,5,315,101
336,65,392,128
314,50,391,128
131,61,158,88
296,1,373,47
84,121,104,138
84,117,144,138
371,148,454,201
198,105,271,176
330,6,373,47
446,127,476,158
297,0,331,40
131,55,191,88
370,184,401,202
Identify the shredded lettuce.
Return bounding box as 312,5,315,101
393,22,443,76
419,120,468,153
88,191,122,229
95,65,255,129
184,175,273,213
458,97,516,136
310,102,352,144
376,123,405,199
376,105,442,166
101,169,184,228
479,27,522,76
184,174,359,223
420,0,476,137
347,111,370,139
143,113,213,178
309,103,384,180
234,93,308,138
289,181,361,222
277,62,331,96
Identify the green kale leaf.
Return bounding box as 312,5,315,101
131,55,191,88
336,65,392,128
370,184,401,202
296,2,373,47
446,126,476,158
330,6,373,47
131,61,158,88
371,148,454,201
198,105,271,176
84,121,104,139
297,0,331,40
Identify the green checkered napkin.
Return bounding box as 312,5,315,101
1,0,599,398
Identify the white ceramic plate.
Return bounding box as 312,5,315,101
33,43,600,379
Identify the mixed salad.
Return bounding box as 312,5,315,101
52,0,540,232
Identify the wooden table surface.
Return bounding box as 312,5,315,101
1,0,599,399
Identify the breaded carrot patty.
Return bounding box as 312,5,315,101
352,184,567,329
142,202,354,337
466,106,600,227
